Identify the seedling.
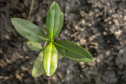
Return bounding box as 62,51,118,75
11,1,93,77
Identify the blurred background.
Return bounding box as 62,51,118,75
0,0,126,84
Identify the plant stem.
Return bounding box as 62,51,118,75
27,0,35,20
44,41,47,48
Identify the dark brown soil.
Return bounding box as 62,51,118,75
0,0,126,84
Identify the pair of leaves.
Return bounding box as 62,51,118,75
11,1,63,42
32,2,63,76
32,42,58,77
11,1,93,77
27,41,63,60
30,40,93,77
46,1,64,40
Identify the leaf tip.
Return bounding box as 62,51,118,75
31,72,35,77
88,55,94,62
47,74,51,76
52,1,57,4
87,54,94,62
11,18,15,23
92,56,94,62
52,1,60,7
11,18,19,24
11,18,17,21
46,72,54,76
31,70,37,77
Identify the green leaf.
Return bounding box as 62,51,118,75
32,51,44,77
53,40,93,62
11,18,48,42
53,12,64,39
46,1,62,40
27,41,43,51
58,52,63,60
43,42,58,76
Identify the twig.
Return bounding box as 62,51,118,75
27,0,35,20
0,76,9,79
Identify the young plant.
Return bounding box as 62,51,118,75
11,1,93,77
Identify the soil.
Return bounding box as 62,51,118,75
0,0,126,84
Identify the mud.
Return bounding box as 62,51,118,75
0,0,126,84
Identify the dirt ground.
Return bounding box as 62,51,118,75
0,0,126,84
